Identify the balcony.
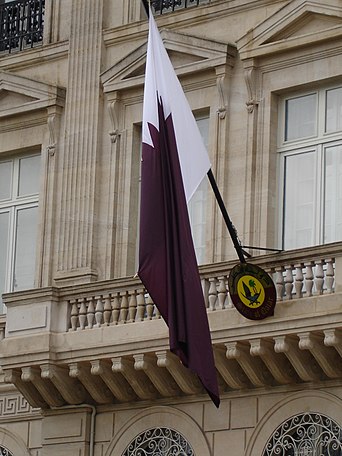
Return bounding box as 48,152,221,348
152,0,210,15
1,243,342,408
0,0,45,53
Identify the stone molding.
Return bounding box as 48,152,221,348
105,406,211,456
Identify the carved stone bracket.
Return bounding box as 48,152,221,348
134,353,180,397
69,362,114,404
243,64,260,113
90,359,135,402
225,341,272,387
3,369,47,409
250,338,297,385
324,328,342,357
214,346,249,389
108,96,121,144
112,357,157,400
47,106,62,156
274,335,322,382
215,65,231,120
156,350,202,395
298,332,342,379
40,363,87,405
21,367,65,407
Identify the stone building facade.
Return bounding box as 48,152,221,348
0,0,342,454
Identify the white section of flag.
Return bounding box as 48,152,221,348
142,8,211,202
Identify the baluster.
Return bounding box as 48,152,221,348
325,258,335,293
111,292,120,325
128,290,137,323
294,264,304,299
315,260,324,295
154,304,161,319
87,297,95,329
136,289,146,322
304,262,314,297
202,278,209,309
284,265,294,300
94,296,104,328
208,277,218,311
217,276,227,310
70,300,79,331
119,293,128,324
79,298,87,330
103,295,112,325
145,293,154,320
275,267,285,301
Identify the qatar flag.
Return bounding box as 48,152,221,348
138,9,220,408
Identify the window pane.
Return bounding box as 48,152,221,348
0,212,9,311
18,155,41,197
0,161,12,200
189,177,209,264
285,94,317,141
283,151,316,249
324,145,342,243
188,115,209,264
13,206,38,290
326,87,342,133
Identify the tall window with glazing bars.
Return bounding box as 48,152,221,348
0,0,45,53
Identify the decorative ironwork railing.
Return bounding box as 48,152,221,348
123,428,194,456
66,243,340,331
151,0,210,15
0,0,45,53
263,413,342,456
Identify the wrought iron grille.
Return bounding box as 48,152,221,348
151,0,209,15
263,413,342,456
122,427,194,455
0,0,45,53
0,446,13,456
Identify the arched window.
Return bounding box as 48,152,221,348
0,446,13,456
122,427,194,456
263,413,342,456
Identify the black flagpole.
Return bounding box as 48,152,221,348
141,0,247,264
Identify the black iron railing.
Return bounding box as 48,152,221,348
152,0,209,15
0,0,45,53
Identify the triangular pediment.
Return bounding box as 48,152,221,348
101,30,236,93
237,0,342,60
0,71,65,119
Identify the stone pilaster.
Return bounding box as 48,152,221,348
55,0,103,285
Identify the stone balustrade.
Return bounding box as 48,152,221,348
66,243,339,331
2,243,342,409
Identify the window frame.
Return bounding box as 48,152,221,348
277,83,342,250
0,152,40,311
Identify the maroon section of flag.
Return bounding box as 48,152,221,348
138,97,220,407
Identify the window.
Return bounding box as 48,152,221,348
0,0,45,53
263,412,342,456
188,113,210,264
122,427,194,455
135,113,210,267
278,85,342,249
0,154,40,311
